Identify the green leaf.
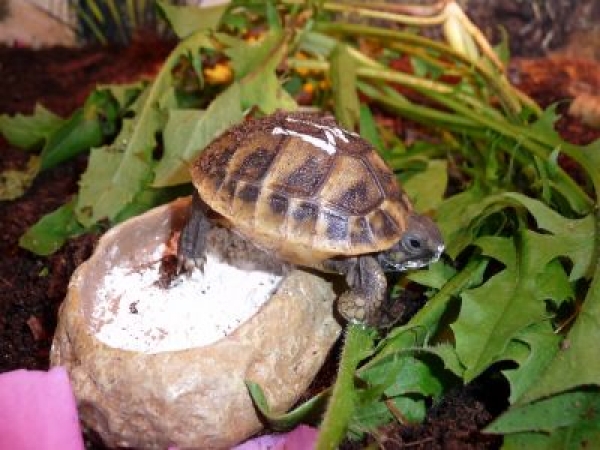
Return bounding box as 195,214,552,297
402,159,448,213
486,388,600,435
75,142,130,226
376,258,488,361
350,396,426,438
19,198,87,256
0,104,64,150
453,231,575,381
501,321,562,404
218,29,296,117
503,192,595,280
75,30,213,227
519,249,600,402
360,354,444,398
503,428,600,450
408,259,458,290
0,156,40,201
264,0,282,31
435,185,487,258
34,89,122,171
113,183,191,223
350,351,455,437
437,191,595,279
358,104,384,153
429,343,465,378
237,32,297,114
156,0,228,39
330,43,360,130
535,259,574,308
224,31,280,80
153,83,245,187
245,381,329,430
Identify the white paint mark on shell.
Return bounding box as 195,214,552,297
271,116,357,155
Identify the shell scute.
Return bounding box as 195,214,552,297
229,134,281,182
321,156,383,216
192,111,414,262
322,210,349,244
267,139,332,198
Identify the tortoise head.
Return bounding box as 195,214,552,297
377,213,444,272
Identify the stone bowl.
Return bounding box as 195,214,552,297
50,197,341,449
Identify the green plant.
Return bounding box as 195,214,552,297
2,1,599,448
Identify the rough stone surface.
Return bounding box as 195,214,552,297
50,197,341,449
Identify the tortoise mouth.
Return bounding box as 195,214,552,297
379,243,444,272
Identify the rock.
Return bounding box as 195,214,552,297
51,197,341,449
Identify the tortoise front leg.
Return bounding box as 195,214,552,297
324,255,387,326
178,191,212,273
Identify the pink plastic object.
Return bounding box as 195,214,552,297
0,367,84,450
232,425,318,450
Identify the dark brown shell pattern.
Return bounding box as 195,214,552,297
191,111,415,263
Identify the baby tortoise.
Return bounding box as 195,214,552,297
178,111,444,326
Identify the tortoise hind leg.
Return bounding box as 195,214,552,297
324,255,387,326
178,191,212,273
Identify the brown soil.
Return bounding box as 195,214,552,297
1,31,600,450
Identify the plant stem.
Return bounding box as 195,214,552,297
313,21,536,115
357,81,480,130
316,324,374,450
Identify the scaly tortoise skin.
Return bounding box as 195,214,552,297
178,111,444,326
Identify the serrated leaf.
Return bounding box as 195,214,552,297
76,142,133,226
437,190,595,279
503,192,595,280
519,257,600,402
96,82,145,109
535,259,574,308
238,32,297,114
75,30,213,227
501,321,562,404
403,159,448,213
19,198,87,256
428,343,465,378
156,0,228,39
330,43,360,129
486,389,600,435
0,104,64,150
453,231,574,381
224,30,280,80
153,83,244,187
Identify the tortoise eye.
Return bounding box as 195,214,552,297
402,234,423,254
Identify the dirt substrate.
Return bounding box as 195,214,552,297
1,31,600,449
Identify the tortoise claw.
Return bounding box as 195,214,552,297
177,255,206,275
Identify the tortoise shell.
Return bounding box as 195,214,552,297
190,111,415,265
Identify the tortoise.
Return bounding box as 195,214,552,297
178,111,444,326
